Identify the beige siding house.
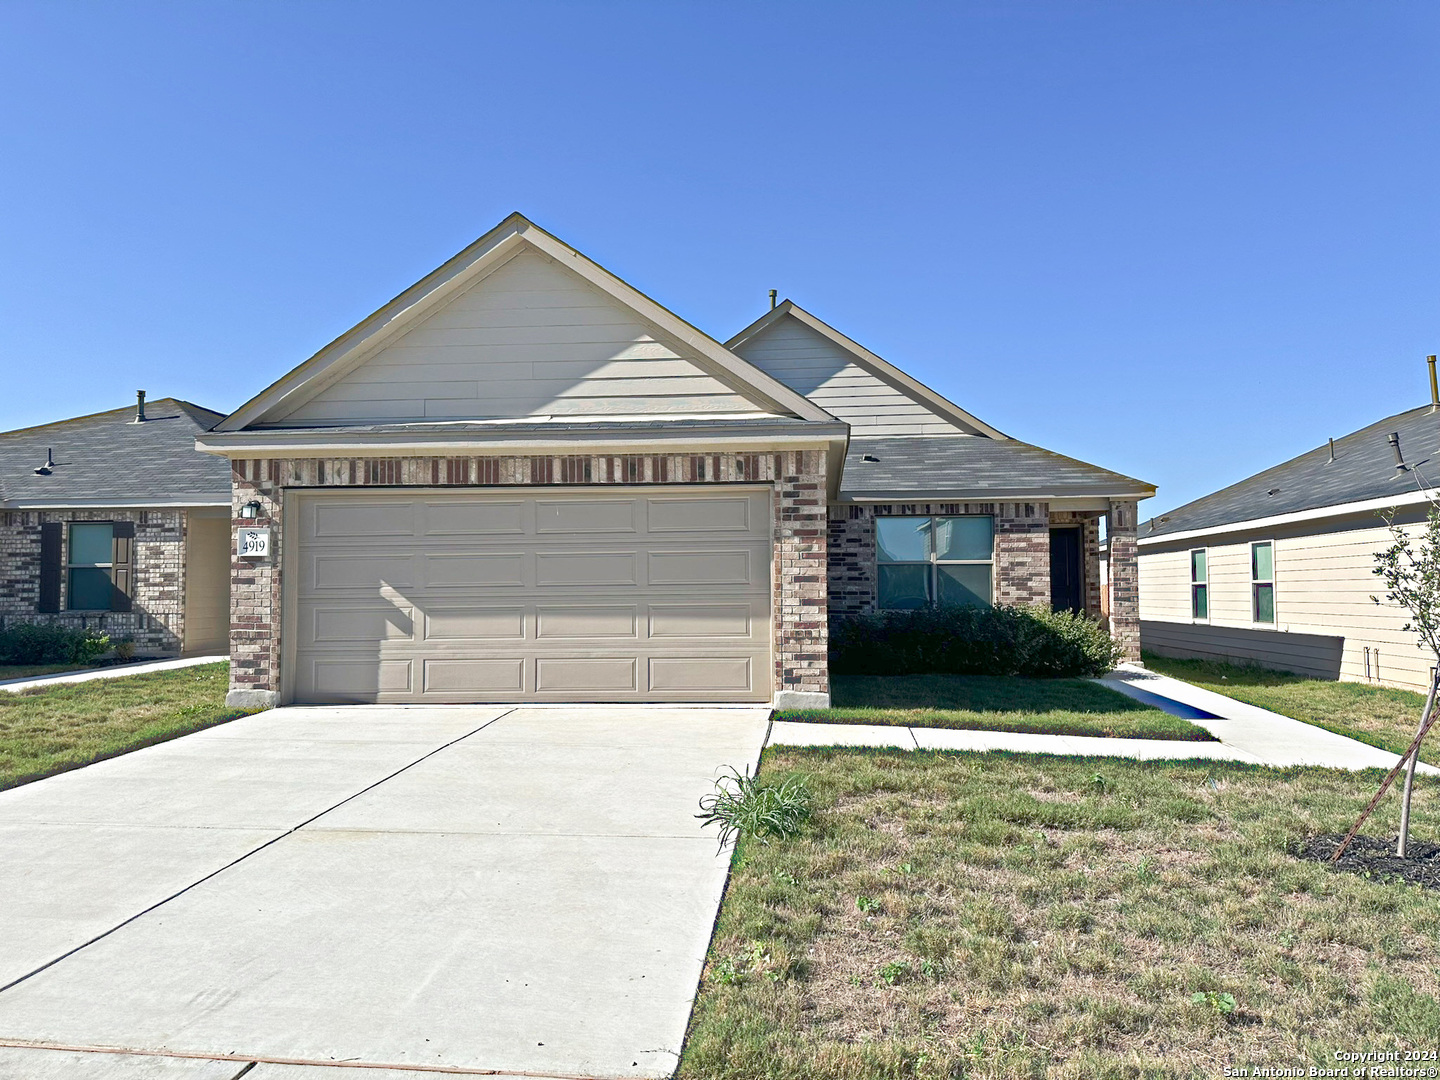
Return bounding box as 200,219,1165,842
198,214,1153,709
1137,403,1440,691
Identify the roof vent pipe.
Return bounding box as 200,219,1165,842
1390,432,1408,471
1429,355,1438,408
1327,437,1335,464
768,290,777,310
134,390,146,423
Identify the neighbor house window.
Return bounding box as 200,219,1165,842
876,516,993,609
1251,541,1275,624
65,522,133,611
1190,548,1208,619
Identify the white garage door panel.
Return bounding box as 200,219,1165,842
290,488,772,703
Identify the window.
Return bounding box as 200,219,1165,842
65,522,132,611
876,516,993,609
1190,548,1208,619
1251,541,1275,624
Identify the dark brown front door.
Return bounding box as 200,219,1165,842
1049,527,1083,614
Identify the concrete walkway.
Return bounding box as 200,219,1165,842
0,704,771,1080
771,664,1440,775
0,655,226,693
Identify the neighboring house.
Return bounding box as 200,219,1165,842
0,395,232,656
1136,400,1440,692
196,214,1154,709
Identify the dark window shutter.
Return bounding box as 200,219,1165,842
110,522,134,612
38,522,62,613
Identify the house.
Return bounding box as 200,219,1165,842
0,395,232,656
1136,394,1440,692
196,214,1154,708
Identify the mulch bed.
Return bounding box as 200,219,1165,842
1300,833,1440,890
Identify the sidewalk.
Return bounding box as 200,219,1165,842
769,664,1440,775
0,655,227,693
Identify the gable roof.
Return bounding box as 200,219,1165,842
218,214,836,432
726,301,1006,439
0,399,231,508
1143,403,1440,541
840,435,1155,502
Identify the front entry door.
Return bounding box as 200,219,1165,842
1049,527,1083,614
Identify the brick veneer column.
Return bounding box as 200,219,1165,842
227,460,283,708
773,449,829,707
1107,498,1141,662
222,450,830,709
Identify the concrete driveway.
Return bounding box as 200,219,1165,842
0,704,770,1079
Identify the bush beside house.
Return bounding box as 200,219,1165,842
830,605,1123,678
0,623,111,666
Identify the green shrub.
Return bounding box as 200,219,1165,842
830,605,1123,678
696,767,811,850
0,622,111,665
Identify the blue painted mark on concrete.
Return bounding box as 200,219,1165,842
1118,685,1224,721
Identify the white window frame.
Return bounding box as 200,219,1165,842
1189,547,1209,622
1251,539,1276,625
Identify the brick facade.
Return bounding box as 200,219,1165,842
227,449,829,707
0,508,188,653
826,501,1062,615
1106,498,1141,662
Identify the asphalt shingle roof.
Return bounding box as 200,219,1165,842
839,435,1155,501
0,399,230,507
1144,403,1440,538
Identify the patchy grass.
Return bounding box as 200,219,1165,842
681,749,1440,1079
778,674,1215,741
0,664,90,681
0,662,251,790
1144,653,1439,765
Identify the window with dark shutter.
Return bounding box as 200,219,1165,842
110,521,134,612
38,522,62,613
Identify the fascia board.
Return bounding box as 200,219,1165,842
216,218,532,431
0,498,230,509
841,488,1155,503
195,426,849,458
727,302,1008,439
517,229,835,423
1138,488,1439,547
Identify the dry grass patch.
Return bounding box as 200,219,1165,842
0,662,250,789
681,749,1440,1080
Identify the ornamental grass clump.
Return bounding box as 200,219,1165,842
696,766,811,851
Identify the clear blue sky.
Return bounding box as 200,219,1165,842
1,2,1436,514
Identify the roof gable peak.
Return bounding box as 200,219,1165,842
218,216,835,431
726,301,1006,440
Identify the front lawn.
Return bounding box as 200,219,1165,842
0,664,90,681
777,674,1215,741
682,748,1440,1079
1143,653,1439,765
0,661,250,790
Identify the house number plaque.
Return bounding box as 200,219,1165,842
237,527,271,558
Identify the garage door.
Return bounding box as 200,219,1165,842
288,488,772,703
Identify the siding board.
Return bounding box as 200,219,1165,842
1138,515,1439,691
277,250,770,424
